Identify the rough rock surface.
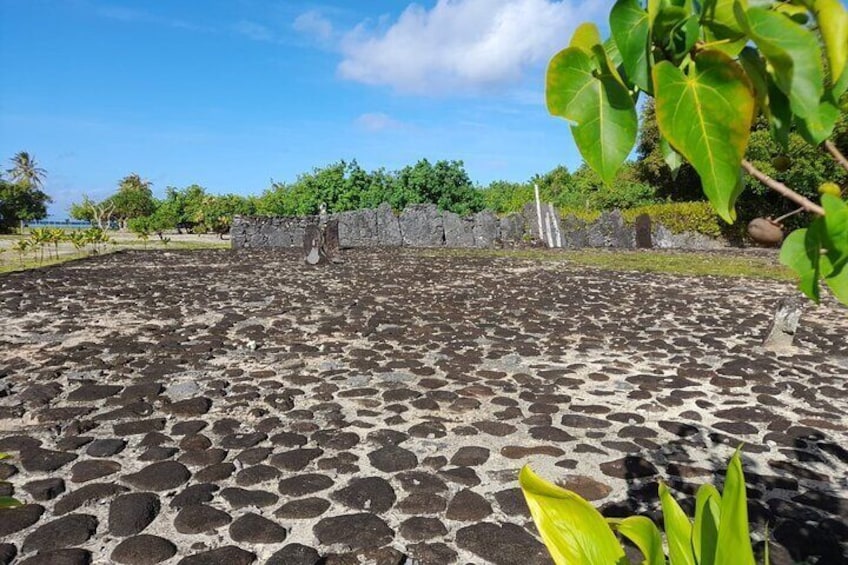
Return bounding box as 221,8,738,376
0,248,845,563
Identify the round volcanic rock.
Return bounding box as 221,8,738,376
313,513,394,549
274,497,331,519
22,514,98,553
123,461,191,491
86,439,126,457
278,473,334,497
456,522,549,565
367,446,418,472
0,504,44,536
229,512,288,544
450,446,490,467
18,548,92,565
177,546,256,565
331,477,396,513
111,535,177,564
220,487,279,509
445,488,492,521
400,517,448,541
267,544,321,565
109,492,161,536
173,504,231,534
71,460,121,483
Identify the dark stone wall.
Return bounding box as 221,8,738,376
231,204,729,250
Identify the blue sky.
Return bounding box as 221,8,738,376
0,0,610,217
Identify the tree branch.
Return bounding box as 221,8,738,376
741,160,825,216
824,140,848,174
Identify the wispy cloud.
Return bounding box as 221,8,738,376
338,0,608,95
354,112,406,132
293,10,334,43
233,20,275,42
96,5,212,32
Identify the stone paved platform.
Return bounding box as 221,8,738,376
0,249,846,564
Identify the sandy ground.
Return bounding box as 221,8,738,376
0,248,845,564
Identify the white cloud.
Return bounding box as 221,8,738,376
233,20,275,42
293,10,334,42
338,0,605,95
355,113,405,132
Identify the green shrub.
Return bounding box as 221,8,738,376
520,449,763,564
558,207,601,222
623,201,723,237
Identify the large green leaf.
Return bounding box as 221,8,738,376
767,77,792,149
693,484,722,565
780,227,822,302
715,449,756,565
820,195,848,304
610,0,652,93
519,465,628,564
735,5,824,121
700,0,746,55
609,516,666,565
547,47,638,185
659,482,695,565
0,496,22,509
653,50,754,223
570,22,604,53
805,0,848,86
797,96,840,146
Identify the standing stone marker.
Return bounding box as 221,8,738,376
763,295,805,349
634,214,652,248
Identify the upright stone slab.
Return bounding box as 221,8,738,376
339,209,377,248
499,213,525,246
376,203,402,247
473,210,500,248
303,224,326,266
586,210,635,248
400,204,444,247
323,219,340,255
443,212,475,248
634,214,652,248
560,215,589,248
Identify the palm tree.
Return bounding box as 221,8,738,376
6,151,46,188
11,240,30,266
29,228,50,263
49,228,65,259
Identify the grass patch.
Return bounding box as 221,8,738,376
0,240,231,274
419,248,793,281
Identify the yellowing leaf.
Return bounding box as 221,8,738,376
610,516,666,565
653,50,754,223
659,482,695,565
519,465,628,565
806,0,848,86
570,23,604,53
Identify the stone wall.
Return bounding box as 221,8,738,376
231,204,729,250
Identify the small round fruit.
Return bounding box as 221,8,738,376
772,156,791,172
818,182,842,197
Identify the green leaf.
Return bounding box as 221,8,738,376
737,47,768,114
766,77,792,149
0,453,10,461
823,257,848,304
653,50,754,223
735,5,824,121
609,516,666,565
0,496,22,509
796,96,840,146
805,0,848,86
668,16,700,64
774,2,810,23
701,0,747,56
659,482,696,565
821,194,848,260
780,227,822,302
693,484,721,565
547,47,638,185
715,449,756,565
654,5,689,38
610,0,652,93
519,465,628,564
661,136,684,179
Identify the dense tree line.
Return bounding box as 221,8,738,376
5,104,845,236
